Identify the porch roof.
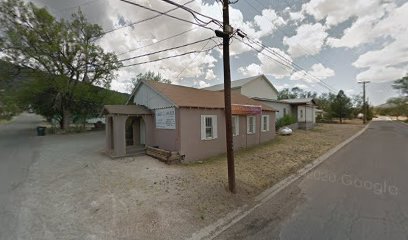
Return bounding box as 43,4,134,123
103,105,152,115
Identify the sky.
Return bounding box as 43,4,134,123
31,0,408,105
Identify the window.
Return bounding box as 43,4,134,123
201,115,217,140
283,108,287,116
261,115,269,132
232,115,239,136
247,116,256,134
300,109,303,119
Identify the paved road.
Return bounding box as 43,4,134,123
216,121,408,240
0,113,43,240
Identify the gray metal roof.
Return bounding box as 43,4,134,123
203,75,267,91
103,105,153,115
280,98,316,105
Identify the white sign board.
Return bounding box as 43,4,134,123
155,108,176,129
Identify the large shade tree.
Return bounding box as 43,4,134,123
0,0,122,129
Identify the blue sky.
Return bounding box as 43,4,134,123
34,0,408,105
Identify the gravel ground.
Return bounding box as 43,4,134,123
15,123,363,240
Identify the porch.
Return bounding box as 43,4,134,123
103,105,153,158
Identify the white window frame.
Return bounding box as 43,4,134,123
247,115,256,134
232,115,239,136
261,115,270,132
201,115,218,140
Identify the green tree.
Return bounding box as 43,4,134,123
329,90,353,123
277,87,317,100
392,75,408,97
386,97,408,119
127,71,171,93
0,0,121,129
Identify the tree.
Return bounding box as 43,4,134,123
329,90,353,123
386,97,408,119
392,75,408,97
126,71,171,93
0,0,121,129
278,87,317,100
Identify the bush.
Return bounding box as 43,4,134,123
276,115,297,130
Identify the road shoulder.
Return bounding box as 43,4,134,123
189,123,371,240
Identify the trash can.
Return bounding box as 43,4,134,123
36,126,46,136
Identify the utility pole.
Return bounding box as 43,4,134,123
215,0,235,193
358,81,370,124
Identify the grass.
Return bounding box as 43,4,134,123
183,123,364,195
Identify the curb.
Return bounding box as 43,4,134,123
187,123,371,240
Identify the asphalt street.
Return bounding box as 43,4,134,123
0,113,43,240
216,121,408,240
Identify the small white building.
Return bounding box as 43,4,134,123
204,74,318,129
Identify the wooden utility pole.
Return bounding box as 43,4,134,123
216,0,235,193
358,81,370,124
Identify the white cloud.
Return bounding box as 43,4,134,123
327,2,403,48
238,63,262,77
301,0,383,27
290,63,334,83
239,47,293,79
195,80,210,88
283,23,328,58
308,63,335,79
274,83,290,91
205,69,216,81
355,66,407,83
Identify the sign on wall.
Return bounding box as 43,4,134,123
232,104,262,115
155,108,176,129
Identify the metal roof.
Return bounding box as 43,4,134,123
142,80,277,111
202,74,279,94
103,105,153,115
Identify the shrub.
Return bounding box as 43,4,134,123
276,115,297,130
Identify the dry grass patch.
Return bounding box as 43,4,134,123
184,123,364,196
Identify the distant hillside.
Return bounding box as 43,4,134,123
0,60,129,104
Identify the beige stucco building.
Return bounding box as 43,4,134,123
204,74,318,129
104,80,277,162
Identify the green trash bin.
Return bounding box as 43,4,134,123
36,126,46,136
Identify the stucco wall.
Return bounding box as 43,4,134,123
179,108,276,162
260,101,292,120
296,105,315,123
143,110,181,152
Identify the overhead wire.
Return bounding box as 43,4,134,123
118,0,216,31
117,27,198,56
121,43,221,68
100,0,195,37
119,37,216,62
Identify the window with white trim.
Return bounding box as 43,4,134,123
232,115,239,136
247,116,256,134
201,115,217,140
261,115,269,132
283,108,287,116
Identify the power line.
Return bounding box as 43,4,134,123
119,37,215,62
121,44,221,68
245,37,337,93
243,0,331,68
100,0,195,37
118,0,216,31
159,0,222,27
235,35,336,93
117,27,198,56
